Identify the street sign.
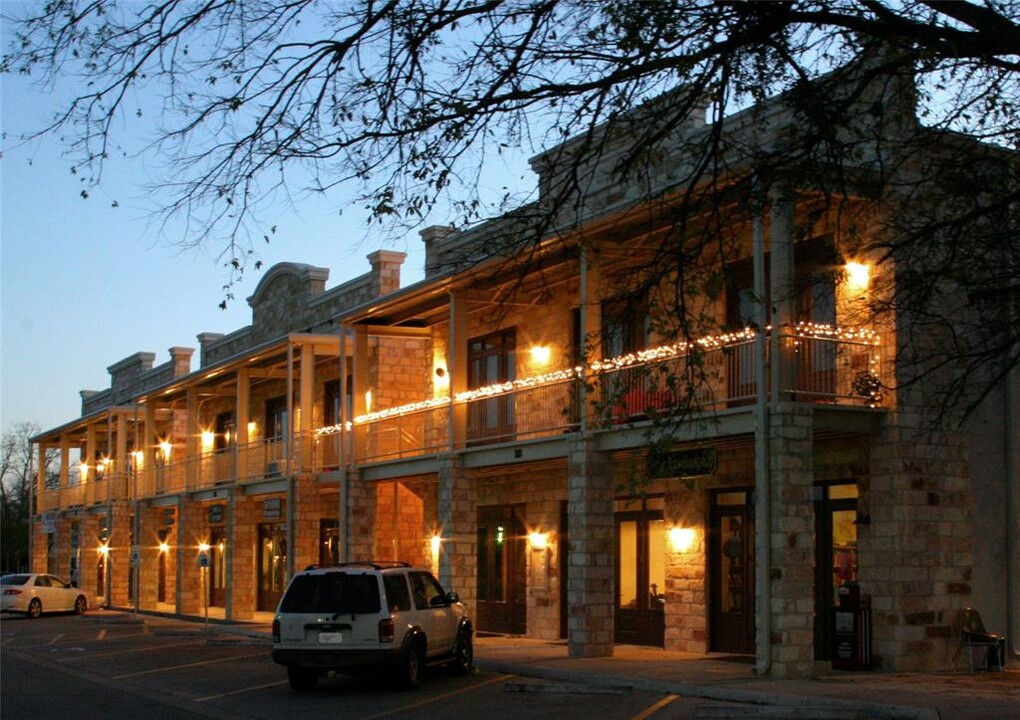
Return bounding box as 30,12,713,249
198,551,210,568
130,545,141,567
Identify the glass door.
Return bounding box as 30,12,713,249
814,483,858,659
257,522,287,611
209,527,227,608
709,490,755,654
614,497,666,647
475,505,526,634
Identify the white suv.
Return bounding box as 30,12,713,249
271,562,473,690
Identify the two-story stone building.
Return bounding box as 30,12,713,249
31,59,1016,677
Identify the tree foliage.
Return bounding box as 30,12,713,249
3,1,1018,424
1,423,56,571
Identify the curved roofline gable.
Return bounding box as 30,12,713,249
247,262,330,309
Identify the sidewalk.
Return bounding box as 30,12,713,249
470,635,1018,720
122,610,1019,720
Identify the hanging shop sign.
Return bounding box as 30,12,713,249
208,504,225,525
42,511,58,534
647,447,718,479
263,498,282,520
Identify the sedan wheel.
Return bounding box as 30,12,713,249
74,595,88,615
27,598,42,619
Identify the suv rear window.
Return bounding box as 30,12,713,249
279,572,381,614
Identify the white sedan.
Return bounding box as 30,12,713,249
0,573,88,618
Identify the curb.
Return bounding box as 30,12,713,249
475,659,941,720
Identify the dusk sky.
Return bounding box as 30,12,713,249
0,6,540,439
0,17,427,436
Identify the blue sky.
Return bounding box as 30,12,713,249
0,37,427,436
0,7,539,438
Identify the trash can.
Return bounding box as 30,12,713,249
833,584,872,671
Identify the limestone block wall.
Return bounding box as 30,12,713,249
374,479,430,566
472,464,568,640
865,417,973,671
664,485,708,653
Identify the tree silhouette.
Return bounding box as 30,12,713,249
3,1,1017,424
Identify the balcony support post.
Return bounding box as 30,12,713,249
449,291,468,449
299,340,315,467
186,387,199,490
116,412,128,500
579,246,603,432
769,183,796,403
353,325,370,460
235,368,250,480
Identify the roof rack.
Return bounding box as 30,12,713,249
302,561,412,571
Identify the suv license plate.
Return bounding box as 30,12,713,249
318,632,344,644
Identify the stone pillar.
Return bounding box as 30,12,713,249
108,501,133,608
138,506,160,611
438,458,475,608
177,498,202,616
767,402,816,678
567,437,615,658
292,473,320,571
231,496,257,619
347,468,377,561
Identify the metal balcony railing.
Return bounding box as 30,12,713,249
339,324,885,464
39,324,885,511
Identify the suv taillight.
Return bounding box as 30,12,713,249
378,617,395,643
272,618,280,643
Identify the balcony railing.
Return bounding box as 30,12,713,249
336,323,885,464
39,324,885,512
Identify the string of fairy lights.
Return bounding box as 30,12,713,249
313,321,881,436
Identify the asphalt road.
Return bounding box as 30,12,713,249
0,612,742,720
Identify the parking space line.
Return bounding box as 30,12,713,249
356,674,515,720
193,680,289,701
111,651,266,679
630,693,680,720
56,639,207,662
48,633,65,645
